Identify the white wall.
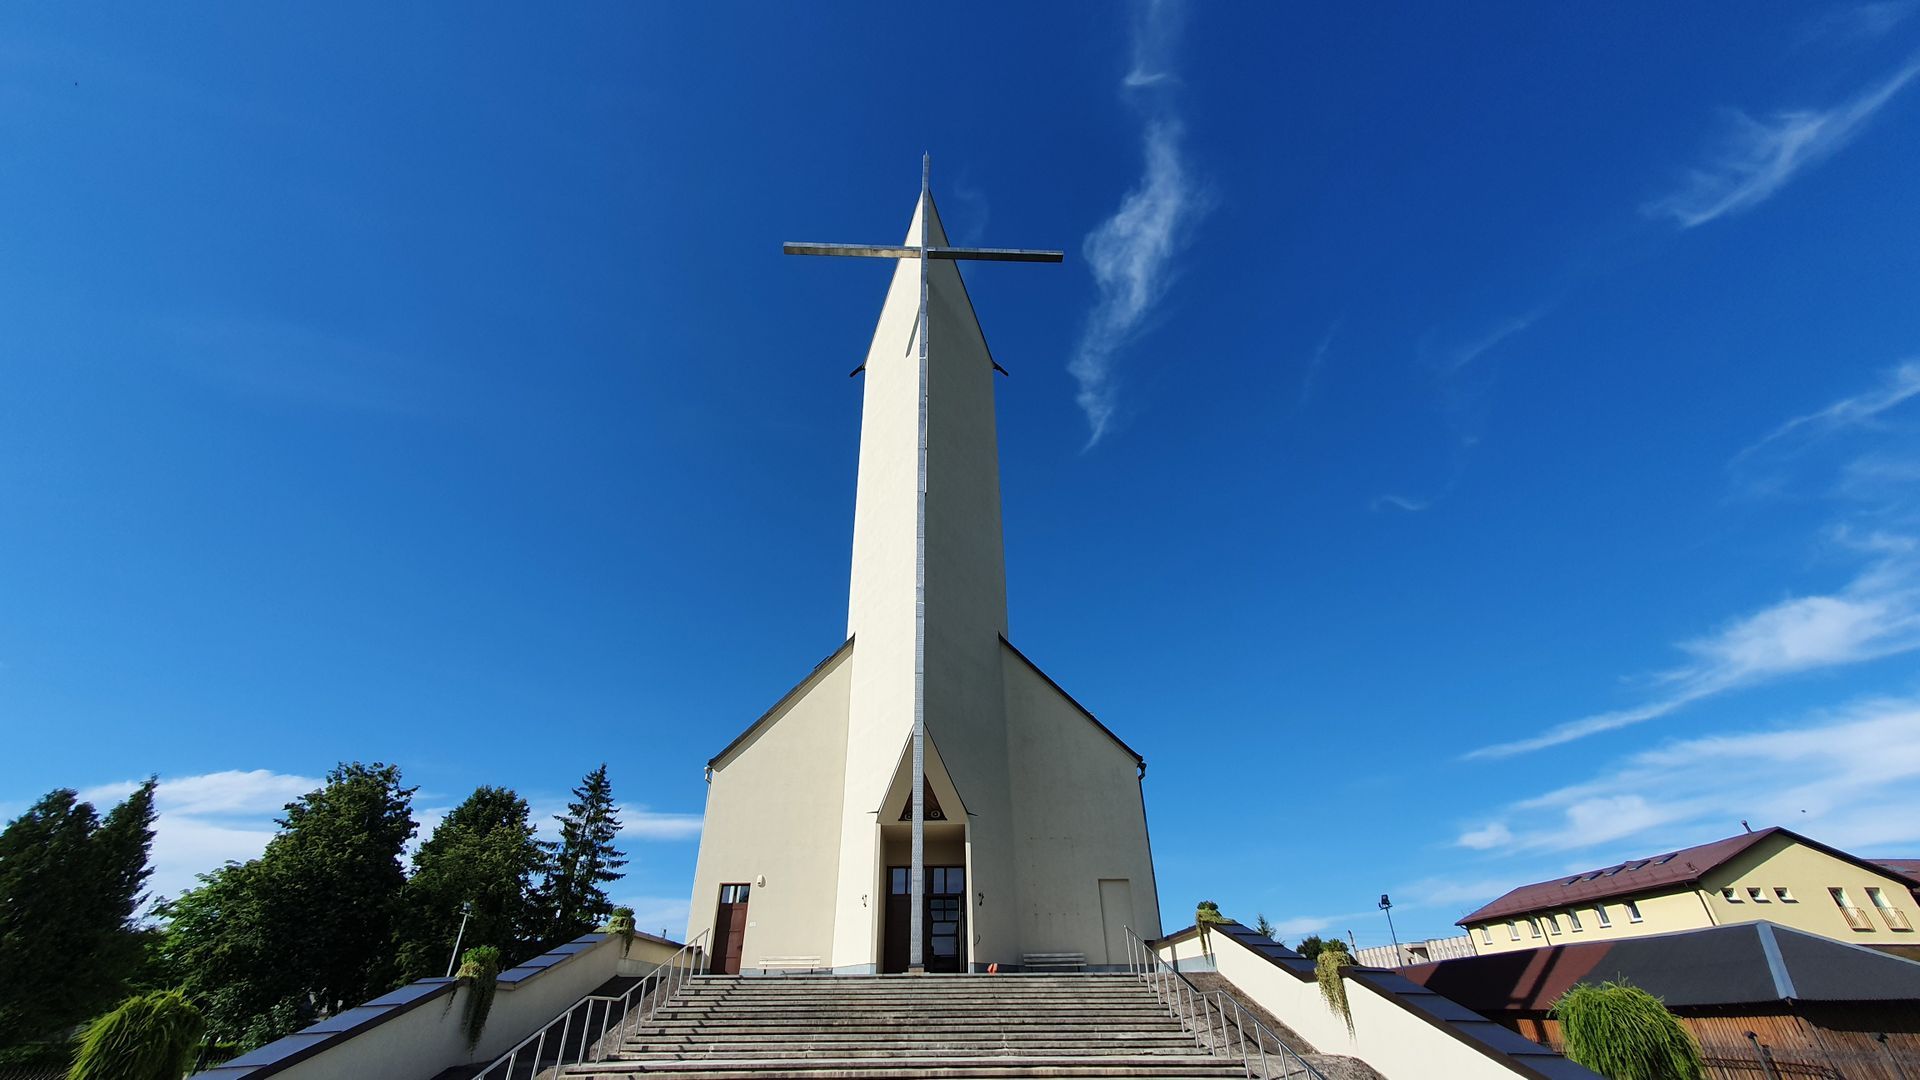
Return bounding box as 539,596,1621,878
230,934,682,1080
1157,929,1560,1079
687,644,852,966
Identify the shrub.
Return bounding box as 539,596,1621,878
455,946,504,1050
1552,980,1704,1080
68,989,206,1080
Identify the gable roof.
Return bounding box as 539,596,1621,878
1460,828,1779,925
707,636,853,769
999,634,1144,767
1876,859,1920,887
1401,921,1920,1013
1458,826,1908,925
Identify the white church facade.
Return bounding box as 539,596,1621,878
685,167,1162,975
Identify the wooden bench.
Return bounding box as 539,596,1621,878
758,955,825,974
1021,951,1087,972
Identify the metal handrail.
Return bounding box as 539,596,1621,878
1124,926,1326,1080
1839,905,1876,931
475,929,708,1080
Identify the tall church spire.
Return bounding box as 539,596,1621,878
785,160,1061,970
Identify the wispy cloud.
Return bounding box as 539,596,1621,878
1297,317,1343,410
1469,360,1920,759
1646,56,1920,228
78,769,322,907
1803,1,1918,44
1070,0,1207,447
1468,543,1920,759
1370,493,1432,514
1459,692,1920,858
1443,311,1542,374
1733,359,1920,491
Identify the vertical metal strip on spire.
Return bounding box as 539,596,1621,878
909,152,930,972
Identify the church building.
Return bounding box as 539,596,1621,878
685,165,1162,975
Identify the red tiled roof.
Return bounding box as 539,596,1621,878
1457,828,1783,925
1876,859,1920,886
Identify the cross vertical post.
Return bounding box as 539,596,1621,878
783,157,1061,974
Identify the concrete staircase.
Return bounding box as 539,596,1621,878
561,972,1254,1078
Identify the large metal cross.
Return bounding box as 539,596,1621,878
784,155,1061,973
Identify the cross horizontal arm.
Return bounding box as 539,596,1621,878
783,242,1064,263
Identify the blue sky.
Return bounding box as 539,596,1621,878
5,2,1920,948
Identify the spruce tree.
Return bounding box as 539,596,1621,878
537,765,626,948
0,779,157,1063
394,786,545,982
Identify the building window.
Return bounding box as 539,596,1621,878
719,883,751,904
1831,887,1874,931
1479,926,1493,945
1625,900,1643,923
1528,919,1543,939
1544,913,1561,935
1568,909,1583,931
1507,921,1520,941
1594,905,1612,928
1723,888,1743,903
1775,888,1796,902
1748,888,1768,903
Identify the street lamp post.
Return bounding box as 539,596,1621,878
445,902,474,978
1379,894,1401,964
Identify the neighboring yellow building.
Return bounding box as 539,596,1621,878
1458,827,1920,954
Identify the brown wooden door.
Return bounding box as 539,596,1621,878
882,866,966,973
711,883,750,974
883,867,911,973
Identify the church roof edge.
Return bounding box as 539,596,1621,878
999,633,1144,767
707,635,856,769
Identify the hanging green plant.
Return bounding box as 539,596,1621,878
1315,948,1354,1038
68,989,206,1080
605,905,637,957
1194,900,1226,954
1552,980,1704,1080
455,945,504,1051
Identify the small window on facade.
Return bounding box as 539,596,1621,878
1723,888,1743,903
1776,888,1796,902
1542,914,1559,934
1868,887,1892,911
1625,900,1643,923
1479,926,1493,945
1749,888,1768,903
720,883,751,904
1595,905,1612,927
890,868,909,895
1568,909,1583,931
1507,921,1520,941
1528,919,1543,939
1652,853,1677,865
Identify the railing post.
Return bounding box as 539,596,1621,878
556,1007,575,1068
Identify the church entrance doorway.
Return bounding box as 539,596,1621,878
882,865,966,973
710,883,750,974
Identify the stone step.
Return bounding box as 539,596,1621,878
633,1019,1186,1033
618,1037,1213,1053
562,1055,1247,1078
654,1004,1170,1017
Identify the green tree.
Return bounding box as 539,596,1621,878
160,762,416,1048
1552,981,1704,1080
394,786,546,982
1290,934,1350,964
67,989,205,1080
0,779,157,1062
536,765,625,948
1253,913,1279,940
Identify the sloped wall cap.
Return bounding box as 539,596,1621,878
1195,921,1601,1080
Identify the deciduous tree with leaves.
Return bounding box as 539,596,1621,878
160,762,416,1049
395,786,546,981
